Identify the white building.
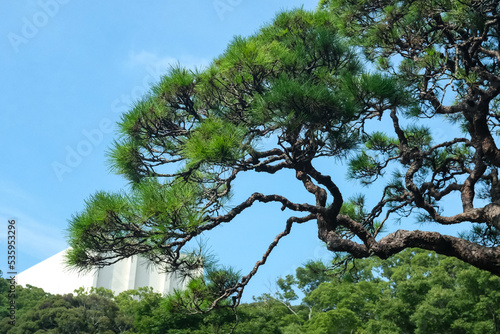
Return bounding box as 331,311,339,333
16,248,190,296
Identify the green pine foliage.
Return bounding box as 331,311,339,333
66,178,206,273
182,118,247,167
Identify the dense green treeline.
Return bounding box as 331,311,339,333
2,249,499,333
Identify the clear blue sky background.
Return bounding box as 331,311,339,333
0,0,467,302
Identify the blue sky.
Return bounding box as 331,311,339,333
0,0,469,302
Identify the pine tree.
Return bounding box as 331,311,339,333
66,3,500,309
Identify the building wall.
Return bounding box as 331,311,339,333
16,248,190,296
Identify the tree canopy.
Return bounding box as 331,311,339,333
3,249,500,333
66,1,500,309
